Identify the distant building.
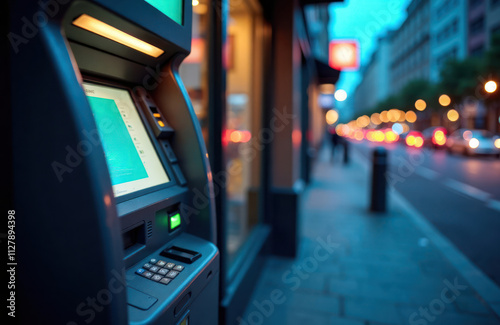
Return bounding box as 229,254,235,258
429,0,468,81
486,0,500,42
352,33,392,114
389,0,431,94
468,0,487,55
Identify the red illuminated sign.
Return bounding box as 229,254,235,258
329,40,359,70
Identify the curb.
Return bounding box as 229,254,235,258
350,144,500,319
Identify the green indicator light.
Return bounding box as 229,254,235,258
170,213,181,230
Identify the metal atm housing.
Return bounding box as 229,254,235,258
10,0,219,324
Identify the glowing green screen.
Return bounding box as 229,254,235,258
144,0,183,25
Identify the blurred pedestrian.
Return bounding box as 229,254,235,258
330,129,340,163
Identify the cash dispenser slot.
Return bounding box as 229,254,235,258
123,222,146,257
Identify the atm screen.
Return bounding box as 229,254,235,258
144,0,183,25
83,82,170,198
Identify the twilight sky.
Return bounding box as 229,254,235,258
328,0,410,119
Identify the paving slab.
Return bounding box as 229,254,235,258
240,146,500,324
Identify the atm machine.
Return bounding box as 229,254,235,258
10,0,218,324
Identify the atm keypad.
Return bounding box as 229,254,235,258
166,271,179,279
143,272,154,279
160,278,171,285
135,259,185,285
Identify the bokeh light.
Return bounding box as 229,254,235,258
356,115,370,128
371,113,382,125
447,109,459,122
406,135,415,146
326,110,339,125
434,130,446,146
380,111,389,123
354,130,364,141
406,111,417,123
439,94,451,107
388,109,400,123
485,81,498,94
334,89,348,101
415,99,426,111
392,123,404,135
415,137,424,148
469,138,479,149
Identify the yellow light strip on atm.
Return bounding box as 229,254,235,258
72,14,164,58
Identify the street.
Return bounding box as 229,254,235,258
352,140,500,287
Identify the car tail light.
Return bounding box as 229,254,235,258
415,137,424,148
433,130,447,146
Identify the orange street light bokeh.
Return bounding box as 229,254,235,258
371,113,382,125
415,99,426,111
439,94,451,107
406,111,417,123
380,111,389,123
447,109,459,122
326,109,339,125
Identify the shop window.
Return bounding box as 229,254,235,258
225,0,265,266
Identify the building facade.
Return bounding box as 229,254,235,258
429,0,468,81
390,0,431,94
468,0,487,55
179,0,342,322
486,0,500,42
353,33,392,114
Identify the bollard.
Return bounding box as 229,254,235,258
343,139,350,164
370,147,387,212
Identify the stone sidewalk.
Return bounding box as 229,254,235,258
240,145,500,325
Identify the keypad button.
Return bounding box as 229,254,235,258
173,265,184,272
135,268,146,275
160,278,171,285
143,263,153,270
149,266,160,273
158,268,169,276
166,271,179,279
150,259,157,264
143,272,153,279
156,260,167,267
166,263,175,269
151,275,163,282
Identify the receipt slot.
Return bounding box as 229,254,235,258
10,0,218,324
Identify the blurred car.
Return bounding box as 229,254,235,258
446,129,500,157
405,131,424,148
422,126,447,149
